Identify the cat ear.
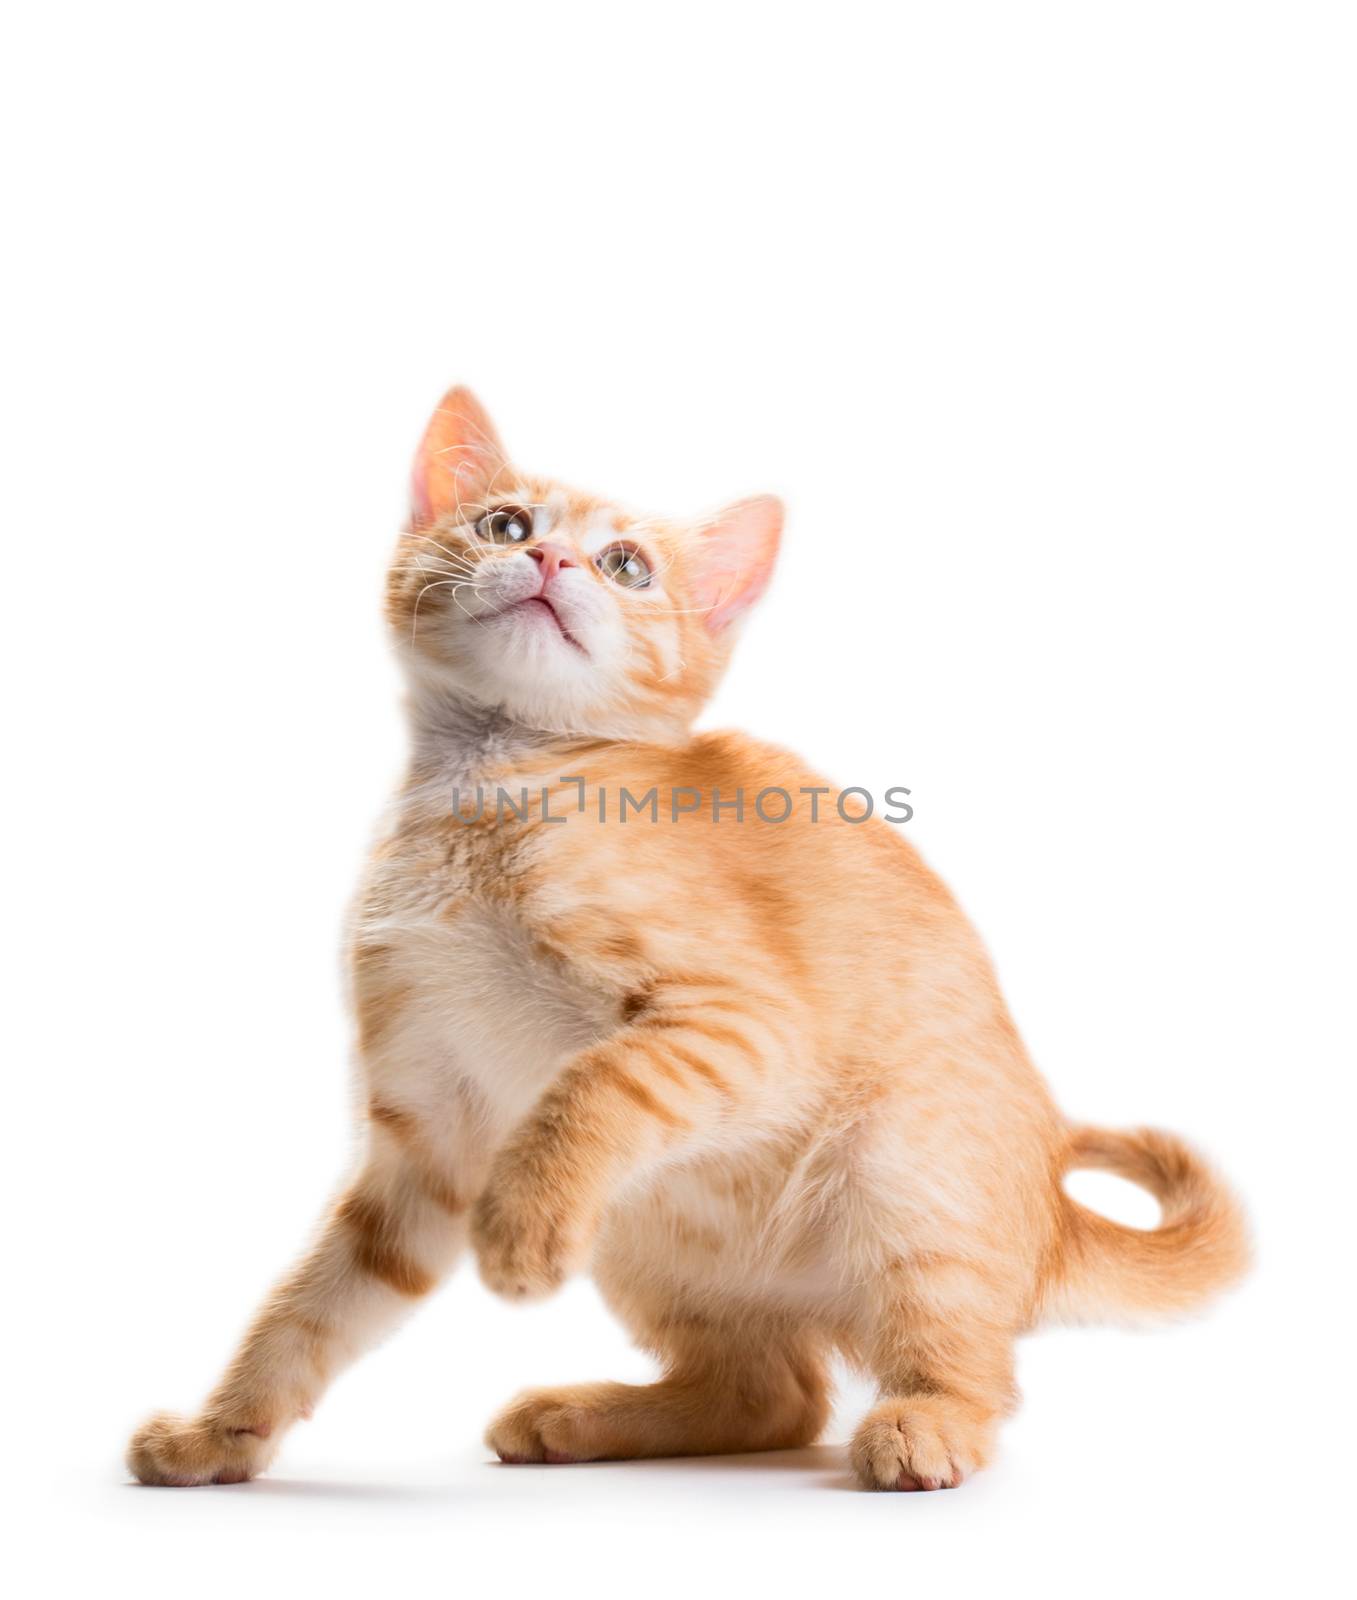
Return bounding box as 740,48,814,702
410,386,510,527
689,495,784,632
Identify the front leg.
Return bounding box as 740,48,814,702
127,1110,467,1485
471,998,797,1299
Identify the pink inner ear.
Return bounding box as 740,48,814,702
689,496,784,632
410,386,509,527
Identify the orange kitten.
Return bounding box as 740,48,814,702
128,387,1248,1492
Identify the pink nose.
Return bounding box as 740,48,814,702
525,542,576,582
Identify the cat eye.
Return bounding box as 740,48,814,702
477,505,534,544
596,544,653,590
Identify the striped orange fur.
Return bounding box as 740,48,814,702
127,386,1249,1492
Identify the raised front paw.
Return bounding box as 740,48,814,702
850,1396,994,1491
470,1165,592,1301
127,1411,277,1487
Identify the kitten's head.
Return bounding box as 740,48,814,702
386,387,782,743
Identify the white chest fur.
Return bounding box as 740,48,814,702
358,892,616,1143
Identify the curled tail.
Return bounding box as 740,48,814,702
1040,1125,1251,1326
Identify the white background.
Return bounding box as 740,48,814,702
3,3,1353,1595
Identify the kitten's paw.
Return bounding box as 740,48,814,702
485,1389,600,1464
470,1172,589,1301
850,1396,993,1491
126,1411,276,1487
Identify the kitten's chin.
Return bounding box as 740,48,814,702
484,596,588,655
402,654,688,748
399,600,699,745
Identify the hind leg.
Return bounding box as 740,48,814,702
487,1318,829,1463
850,1264,1020,1491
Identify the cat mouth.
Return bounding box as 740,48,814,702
495,594,586,653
